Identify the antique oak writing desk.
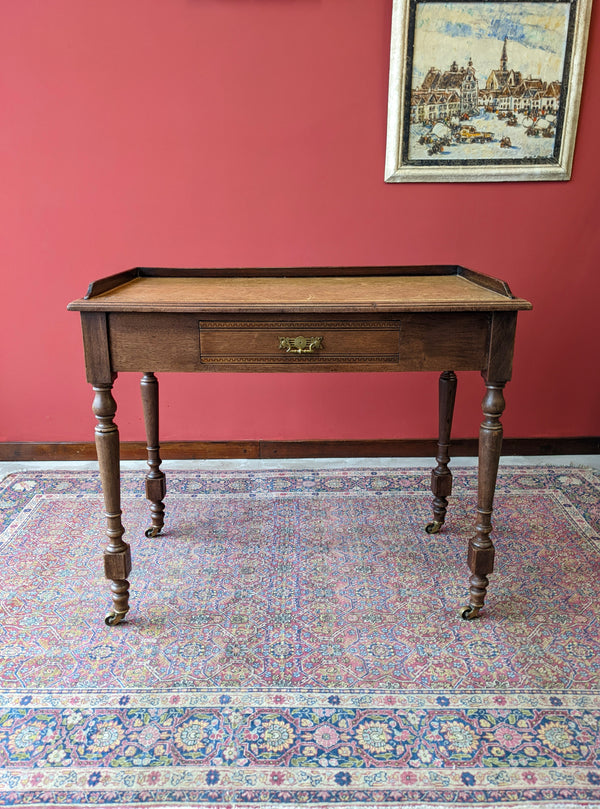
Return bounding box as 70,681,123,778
68,266,531,625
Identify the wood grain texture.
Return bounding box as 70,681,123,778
69,273,533,313
484,311,518,382
105,312,491,374
80,313,113,384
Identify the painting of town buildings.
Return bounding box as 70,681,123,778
385,0,591,180
406,2,571,162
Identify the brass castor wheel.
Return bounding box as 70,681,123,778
425,520,443,534
145,526,162,538
460,605,481,621
105,610,128,626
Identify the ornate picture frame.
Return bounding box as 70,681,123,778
384,0,592,182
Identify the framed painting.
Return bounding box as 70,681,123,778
384,0,592,182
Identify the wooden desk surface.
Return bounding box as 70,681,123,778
68,267,532,314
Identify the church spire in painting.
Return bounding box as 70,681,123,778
500,36,508,72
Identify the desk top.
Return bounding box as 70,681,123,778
68,266,532,314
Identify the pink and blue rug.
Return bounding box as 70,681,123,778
0,465,599,808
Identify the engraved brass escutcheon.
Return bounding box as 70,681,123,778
279,335,323,354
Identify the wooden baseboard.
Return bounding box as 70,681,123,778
1,437,598,462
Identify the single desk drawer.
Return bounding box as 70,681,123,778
199,320,401,367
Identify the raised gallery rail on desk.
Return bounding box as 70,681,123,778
68,265,532,624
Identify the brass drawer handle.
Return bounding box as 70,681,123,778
279,336,323,354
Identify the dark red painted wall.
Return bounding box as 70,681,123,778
1,0,599,443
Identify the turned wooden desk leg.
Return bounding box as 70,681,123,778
92,382,131,626
426,370,457,534
141,372,166,538
461,381,506,620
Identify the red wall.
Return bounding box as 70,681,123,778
1,0,599,444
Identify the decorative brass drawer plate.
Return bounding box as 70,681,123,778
198,321,401,365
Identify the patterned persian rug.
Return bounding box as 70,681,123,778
0,466,599,809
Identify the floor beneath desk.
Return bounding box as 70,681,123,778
1,454,599,478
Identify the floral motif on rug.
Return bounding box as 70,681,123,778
0,466,599,808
